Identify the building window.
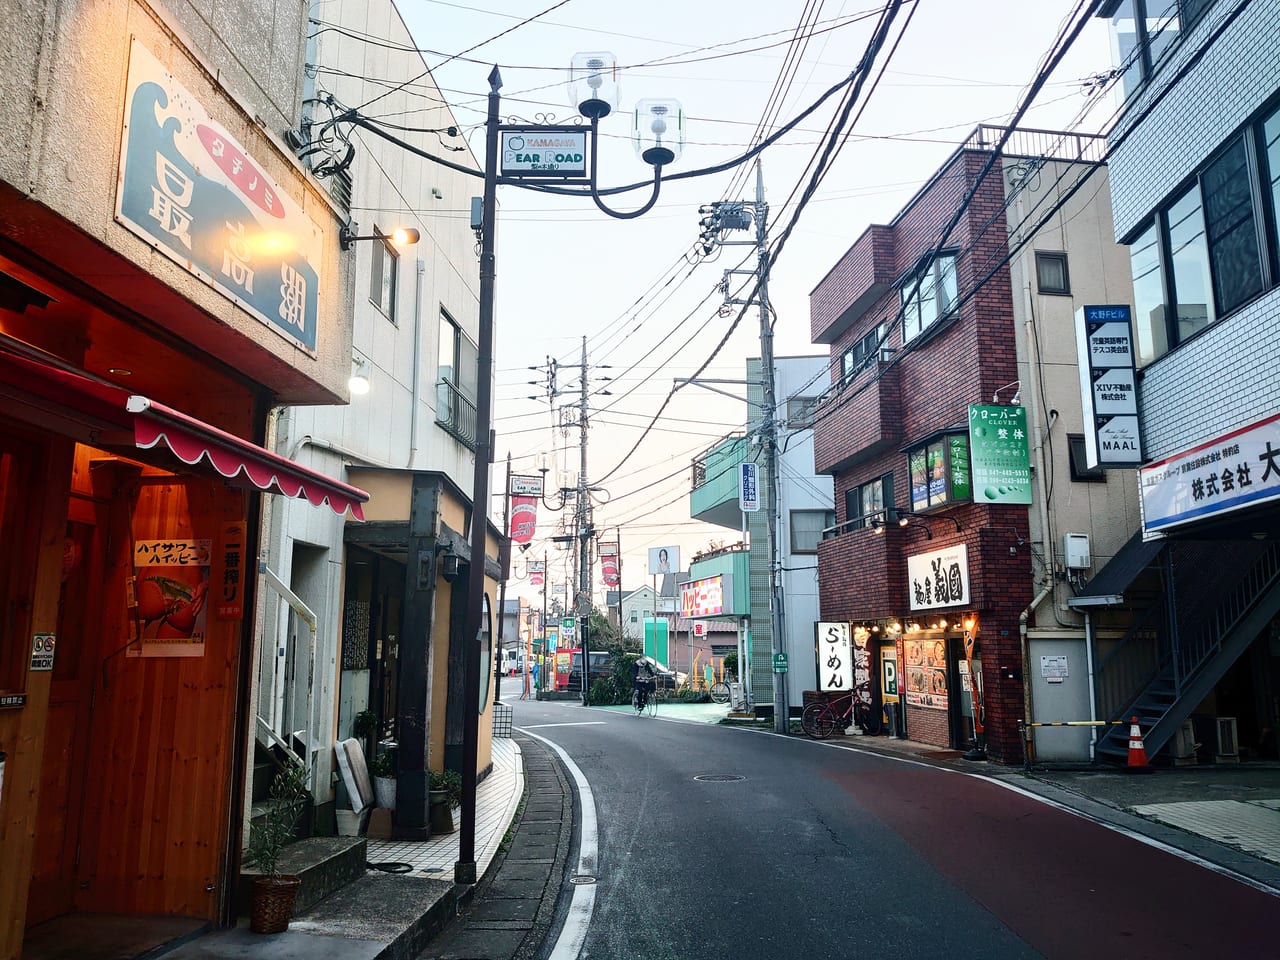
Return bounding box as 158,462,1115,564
906,432,971,513
1202,139,1265,315
1108,0,1184,100
630,613,638,623
786,396,820,429
790,510,836,553
1130,221,1168,366
1067,435,1106,483
1035,251,1070,295
840,323,888,386
436,310,479,447
900,252,958,344
1128,102,1280,367
844,474,892,530
369,231,397,320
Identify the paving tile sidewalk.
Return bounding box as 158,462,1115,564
417,733,573,960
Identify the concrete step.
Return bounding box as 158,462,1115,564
288,872,463,960
237,836,368,916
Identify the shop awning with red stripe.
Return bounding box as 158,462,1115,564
0,344,368,519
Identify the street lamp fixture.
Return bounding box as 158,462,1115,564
348,354,371,396
338,224,421,251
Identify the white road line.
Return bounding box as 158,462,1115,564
520,721,608,729
518,727,599,960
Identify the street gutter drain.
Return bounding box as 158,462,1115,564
569,875,597,885
694,774,746,782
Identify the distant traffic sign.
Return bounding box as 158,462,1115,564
772,652,788,673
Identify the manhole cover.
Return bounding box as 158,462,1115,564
694,774,746,782
569,875,597,885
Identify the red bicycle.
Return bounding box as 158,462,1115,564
801,694,881,739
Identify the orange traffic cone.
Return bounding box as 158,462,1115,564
1126,716,1152,773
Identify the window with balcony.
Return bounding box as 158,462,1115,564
436,310,479,447
790,510,837,553
1127,101,1279,367
370,229,397,321
843,474,892,531
900,252,958,344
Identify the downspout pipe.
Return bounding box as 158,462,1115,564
1020,582,1053,768
409,258,426,467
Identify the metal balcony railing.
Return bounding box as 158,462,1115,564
435,378,477,449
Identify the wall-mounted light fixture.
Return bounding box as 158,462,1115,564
339,224,421,251
349,354,371,396
890,508,962,534
991,380,1021,405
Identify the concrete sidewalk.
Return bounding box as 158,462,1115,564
164,738,529,960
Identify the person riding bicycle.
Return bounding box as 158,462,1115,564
632,657,656,708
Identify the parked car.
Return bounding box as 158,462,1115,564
565,650,613,691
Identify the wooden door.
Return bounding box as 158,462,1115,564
26,508,105,925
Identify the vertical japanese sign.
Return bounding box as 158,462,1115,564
116,40,322,353
1074,304,1143,468
216,521,246,620
509,475,543,544
130,539,212,657
907,544,969,611
739,461,760,512
528,560,545,587
968,404,1033,504
599,542,619,587
816,622,853,692
852,625,872,707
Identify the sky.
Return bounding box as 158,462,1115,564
382,0,1118,607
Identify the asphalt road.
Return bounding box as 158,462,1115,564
502,683,1279,960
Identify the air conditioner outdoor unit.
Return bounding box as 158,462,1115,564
1171,719,1199,766
1215,716,1239,763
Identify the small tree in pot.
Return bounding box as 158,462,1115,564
370,746,397,810
428,769,462,833
244,759,309,934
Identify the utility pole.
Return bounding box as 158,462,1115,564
494,453,512,703
696,160,787,732
753,160,789,734
575,335,593,705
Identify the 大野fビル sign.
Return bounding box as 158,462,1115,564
1074,304,1143,468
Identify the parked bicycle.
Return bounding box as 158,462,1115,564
801,694,881,739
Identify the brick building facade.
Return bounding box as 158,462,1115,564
809,127,1137,764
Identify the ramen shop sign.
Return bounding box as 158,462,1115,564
681,575,728,618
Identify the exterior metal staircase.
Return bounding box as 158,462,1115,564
1095,540,1280,762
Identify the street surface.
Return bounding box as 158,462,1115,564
501,679,1279,960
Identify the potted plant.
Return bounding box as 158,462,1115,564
428,769,462,834
244,760,309,934
351,709,378,742
370,747,397,811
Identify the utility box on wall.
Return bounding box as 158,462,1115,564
1063,533,1091,570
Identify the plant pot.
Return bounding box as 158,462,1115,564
335,809,362,836
374,776,396,810
429,789,454,834
250,875,302,934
